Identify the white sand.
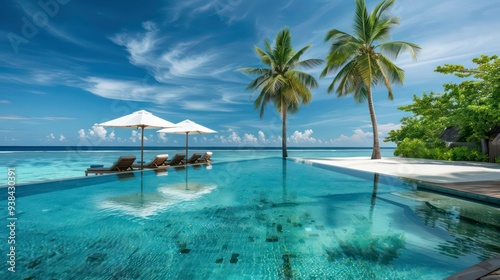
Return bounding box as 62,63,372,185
300,157,500,183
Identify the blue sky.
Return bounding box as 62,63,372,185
1,0,500,148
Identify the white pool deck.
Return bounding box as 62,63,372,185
302,157,500,183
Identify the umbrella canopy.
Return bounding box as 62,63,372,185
99,110,176,169
157,119,217,157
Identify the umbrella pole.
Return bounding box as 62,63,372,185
185,132,189,157
141,126,144,170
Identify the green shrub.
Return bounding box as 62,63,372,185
496,157,500,164
426,147,451,160
394,138,429,158
449,146,488,162
394,139,488,162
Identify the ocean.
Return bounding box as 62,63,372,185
0,146,395,185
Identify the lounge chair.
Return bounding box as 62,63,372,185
183,153,202,164
85,156,136,176
132,154,169,169
199,152,213,163
165,153,185,166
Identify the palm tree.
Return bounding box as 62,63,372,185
321,0,420,159
238,27,322,158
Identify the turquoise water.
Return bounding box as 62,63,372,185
1,158,499,279
0,148,396,185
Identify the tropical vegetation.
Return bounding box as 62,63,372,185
238,27,322,158
321,0,420,159
385,55,500,162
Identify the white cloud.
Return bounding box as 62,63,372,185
169,0,249,24
130,131,138,142
0,100,10,104
228,131,241,143
89,124,108,140
111,22,217,82
78,129,86,140
82,77,179,105
158,132,168,142
332,129,373,145
377,123,401,135
82,76,235,112
243,133,257,144
48,133,55,140
288,129,317,144
360,123,401,136
258,131,266,142
59,134,66,141
130,130,143,143
157,43,216,80
180,100,235,112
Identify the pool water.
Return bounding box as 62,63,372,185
0,148,396,185
1,158,499,279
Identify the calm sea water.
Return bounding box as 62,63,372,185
0,147,395,185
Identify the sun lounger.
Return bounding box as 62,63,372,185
132,154,169,168
199,151,213,163
183,153,202,164
165,153,185,166
85,156,136,176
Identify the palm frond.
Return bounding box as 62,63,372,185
375,0,396,18
322,30,361,78
295,58,324,69
354,0,371,42
275,28,293,64
378,54,405,85
289,44,311,65
355,53,376,89
371,17,398,42
237,67,270,77
246,74,271,93
354,86,368,103
379,41,421,60
288,70,319,89
325,29,353,41
330,60,358,94
254,46,272,66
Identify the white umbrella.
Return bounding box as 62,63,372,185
99,110,176,169
157,119,217,157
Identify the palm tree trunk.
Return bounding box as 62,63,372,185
367,88,381,159
282,107,288,159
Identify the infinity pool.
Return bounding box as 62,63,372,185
1,158,499,279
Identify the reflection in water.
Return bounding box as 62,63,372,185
413,193,500,260
100,182,217,218
369,173,379,220
115,172,136,181
99,165,216,218
282,159,287,202
324,173,406,266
